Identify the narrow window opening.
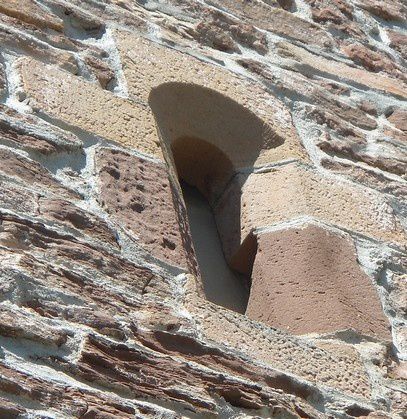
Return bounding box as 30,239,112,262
181,180,250,313
169,136,255,314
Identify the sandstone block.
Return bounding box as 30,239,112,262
0,214,171,301
186,279,372,399
0,0,64,32
0,178,38,215
0,103,82,154
71,332,324,416
215,163,405,261
342,43,402,79
317,130,407,177
0,61,5,98
0,147,79,198
17,57,162,159
0,303,67,346
387,109,407,133
388,30,407,60
356,0,406,22
115,30,307,169
193,9,268,55
277,42,407,99
239,59,377,131
246,225,391,340
321,158,407,197
38,197,118,247
205,0,333,48
0,24,78,74
95,148,194,270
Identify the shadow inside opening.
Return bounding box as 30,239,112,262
181,181,250,314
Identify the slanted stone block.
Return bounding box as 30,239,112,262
0,0,64,32
114,30,307,169
246,224,391,340
95,147,196,271
17,57,162,159
215,163,405,262
277,42,407,99
185,275,372,399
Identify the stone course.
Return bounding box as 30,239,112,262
0,0,405,417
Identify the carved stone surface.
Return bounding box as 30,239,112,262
0,0,405,417
246,225,391,339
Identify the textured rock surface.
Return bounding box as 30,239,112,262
115,30,307,168
246,225,391,339
95,147,194,269
18,57,161,158
215,163,405,262
0,0,405,417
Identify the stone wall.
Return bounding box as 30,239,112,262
0,0,406,418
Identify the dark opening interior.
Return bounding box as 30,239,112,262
181,181,250,313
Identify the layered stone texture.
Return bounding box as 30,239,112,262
246,225,391,339
0,0,406,417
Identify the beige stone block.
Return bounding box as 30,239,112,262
246,225,391,340
215,163,405,260
185,276,372,399
279,42,407,99
17,57,163,159
114,30,307,169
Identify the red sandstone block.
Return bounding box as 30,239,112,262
246,225,391,340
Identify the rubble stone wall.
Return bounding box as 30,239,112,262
0,0,405,418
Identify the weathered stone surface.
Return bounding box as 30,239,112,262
206,0,334,48
69,333,320,416
239,58,378,131
246,225,391,339
0,214,165,298
342,43,404,80
0,178,38,216
0,23,78,74
0,303,67,346
0,104,82,154
356,0,407,22
185,276,372,399
0,60,5,98
0,0,406,416
193,9,268,54
0,361,166,418
44,0,105,35
116,30,307,168
38,197,119,247
17,57,161,158
277,42,407,99
388,30,407,60
83,54,115,89
387,109,407,133
0,0,64,32
215,163,405,261
321,158,407,196
0,147,78,198
95,148,194,269
317,130,407,177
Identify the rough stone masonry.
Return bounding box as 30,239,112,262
0,0,406,418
